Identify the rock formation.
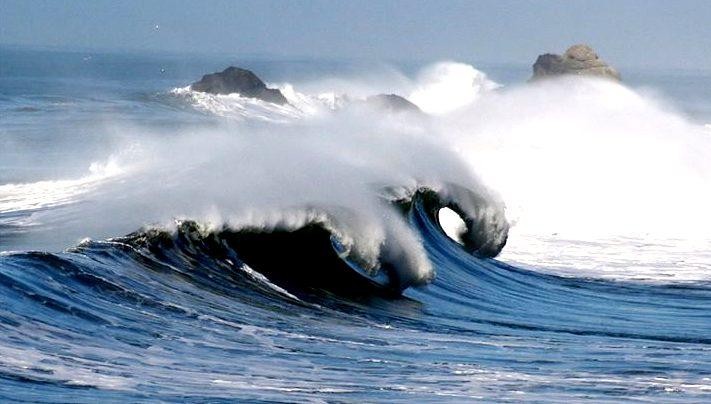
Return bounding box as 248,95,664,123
531,44,620,81
190,66,288,104
365,94,421,113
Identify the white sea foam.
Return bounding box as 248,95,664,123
0,159,124,215
440,77,711,241
408,61,499,114
170,86,311,122
431,75,711,281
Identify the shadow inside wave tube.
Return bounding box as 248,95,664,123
117,185,509,298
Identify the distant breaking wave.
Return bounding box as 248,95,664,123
170,61,498,121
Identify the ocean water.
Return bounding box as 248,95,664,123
1,47,710,402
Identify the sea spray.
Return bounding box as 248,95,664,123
3,61,710,282
0,102,508,285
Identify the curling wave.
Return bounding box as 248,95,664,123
0,189,708,400
115,183,508,293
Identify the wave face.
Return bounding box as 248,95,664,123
2,48,711,401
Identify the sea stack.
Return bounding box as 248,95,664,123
531,44,620,81
190,66,288,104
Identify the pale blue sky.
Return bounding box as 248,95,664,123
2,0,710,69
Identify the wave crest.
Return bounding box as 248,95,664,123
107,182,508,293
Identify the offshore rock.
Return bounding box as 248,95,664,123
531,44,620,81
190,66,288,104
365,94,422,113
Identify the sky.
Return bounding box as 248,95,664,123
2,0,711,70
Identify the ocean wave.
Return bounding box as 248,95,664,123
3,51,711,401
114,182,508,292
0,187,708,400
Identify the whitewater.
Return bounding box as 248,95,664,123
0,48,710,401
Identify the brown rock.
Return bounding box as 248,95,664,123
531,44,620,81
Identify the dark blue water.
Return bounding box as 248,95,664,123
1,48,710,401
